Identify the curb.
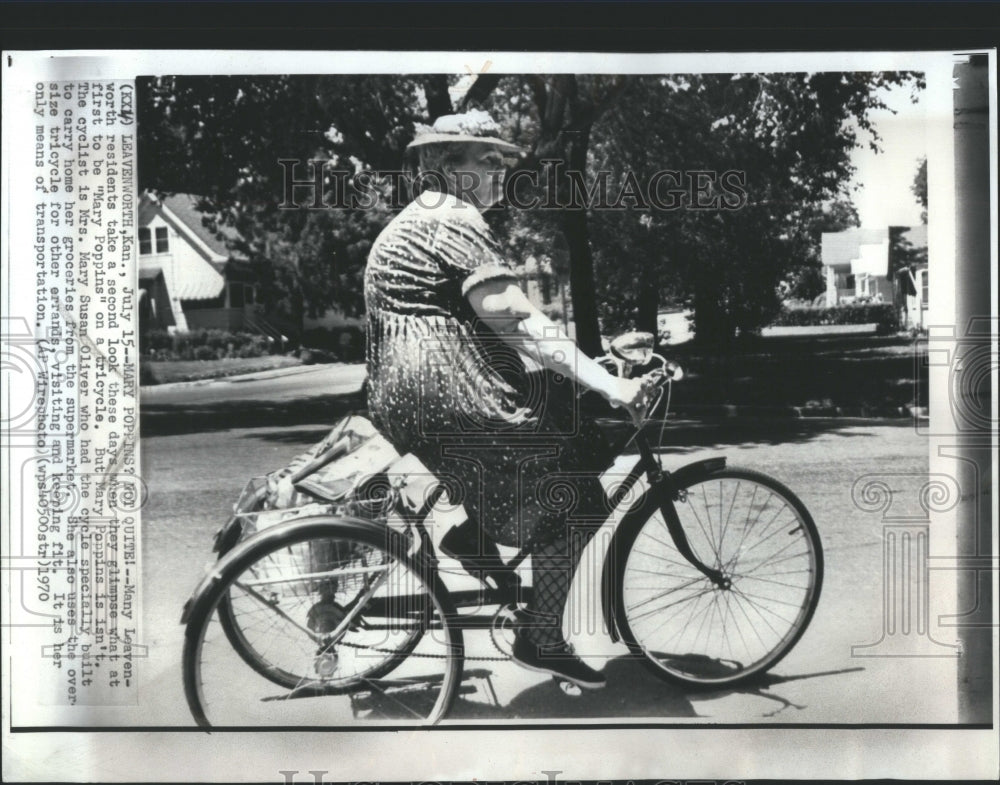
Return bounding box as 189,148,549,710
667,403,928,420
141,362,363,392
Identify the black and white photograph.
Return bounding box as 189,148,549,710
1,37,996,783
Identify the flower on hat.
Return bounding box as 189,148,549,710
408,109,521,153
428,109,502,137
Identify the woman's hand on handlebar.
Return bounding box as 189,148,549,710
603,376,649,425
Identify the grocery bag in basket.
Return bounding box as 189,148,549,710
262,414,400,512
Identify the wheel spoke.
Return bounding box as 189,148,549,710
716,480,742,568
629,585,717,623
619,471,821,688
732,572,811,591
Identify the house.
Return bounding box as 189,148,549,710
138,193,267,334
821,225,928,328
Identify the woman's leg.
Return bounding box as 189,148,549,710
522,525,597,646
511,522,606,688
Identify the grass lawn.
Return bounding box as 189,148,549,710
663,333,928,411
143,355,302,385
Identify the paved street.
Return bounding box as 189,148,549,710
137,367,956,726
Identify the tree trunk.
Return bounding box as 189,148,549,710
636,274,659,340
422,76,453,121
562,126,602,357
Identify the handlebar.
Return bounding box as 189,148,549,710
639,358,684,390
596,352,682,428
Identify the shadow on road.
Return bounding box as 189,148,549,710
444,657,866,720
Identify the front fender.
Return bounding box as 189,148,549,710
600,456,726,642
665,456,727,496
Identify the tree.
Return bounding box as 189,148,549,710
911,157,928,224
473,75,629,356
138,75,435,332
138,70,923,351
584,71,923,347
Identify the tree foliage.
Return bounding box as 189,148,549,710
137,69,923,349
911,157,928,224
586,72,922,346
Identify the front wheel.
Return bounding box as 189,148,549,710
613,467,823,689
183,517,464,726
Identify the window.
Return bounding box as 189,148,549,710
155,226,169,253
229,282,245,307
139,227,152,255
182,294,225,310
920,269,928,306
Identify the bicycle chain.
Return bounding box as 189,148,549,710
330,629,510,662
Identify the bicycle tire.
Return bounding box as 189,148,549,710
183,516,464,727
613,466,823,689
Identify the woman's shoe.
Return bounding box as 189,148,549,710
510,632,607,689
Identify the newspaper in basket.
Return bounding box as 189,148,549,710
243,415,401,538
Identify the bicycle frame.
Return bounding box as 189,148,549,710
381,422,732,636
203,378,734,637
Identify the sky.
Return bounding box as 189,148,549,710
848,81,927,229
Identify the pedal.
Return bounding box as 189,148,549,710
554,677,582,697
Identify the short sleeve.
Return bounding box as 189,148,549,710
428,197,519,296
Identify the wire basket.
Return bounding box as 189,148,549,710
244,535,391,602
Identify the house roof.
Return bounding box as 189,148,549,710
174,261,227,300
821,227,888,269
821,225,928,271
140,192,248,262
139,192,232,300
159,193,248,262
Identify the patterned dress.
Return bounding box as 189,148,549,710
364,192,612,549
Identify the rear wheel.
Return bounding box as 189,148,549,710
218,534,425,689
614,467,822,688
183,517,463,726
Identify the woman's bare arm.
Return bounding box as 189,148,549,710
466,278,646,417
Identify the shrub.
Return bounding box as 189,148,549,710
772,302,899,334
139,362,159,386
235,335,270,358
301,326,366,362
141,329,173,355
140,328,274,359
204,329,230,352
